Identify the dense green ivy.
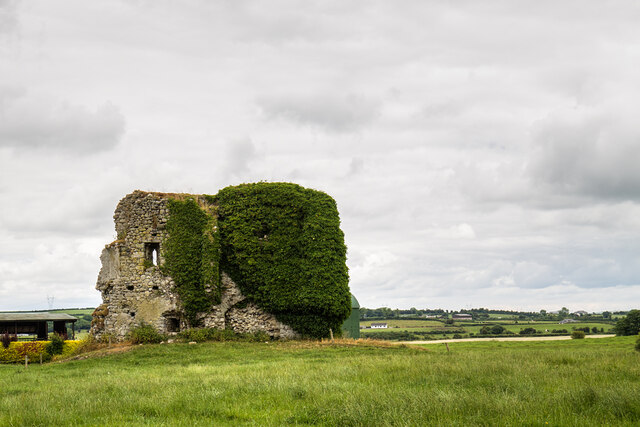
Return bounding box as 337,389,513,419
162,183,351,338
215,182,351,338
163,198,221,326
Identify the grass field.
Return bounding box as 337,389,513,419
1,336,639,425
50,308,95,316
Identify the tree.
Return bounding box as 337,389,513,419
614,310,640,336
602,311,611,320
491,325,505,335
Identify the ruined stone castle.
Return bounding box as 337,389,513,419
90,191,299,341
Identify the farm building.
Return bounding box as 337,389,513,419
341,294,360,339
370,323,388,329
91,184,352,341
452,314,472,320
0,313,77,340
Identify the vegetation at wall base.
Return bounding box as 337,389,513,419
215,183,351,339
164,198,221,325
126,323,167,344
177,327,270,343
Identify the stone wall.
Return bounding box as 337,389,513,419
91,191,299,341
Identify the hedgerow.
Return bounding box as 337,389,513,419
361,330,467,341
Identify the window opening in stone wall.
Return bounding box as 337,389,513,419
166,317,180,332
145,242,160,266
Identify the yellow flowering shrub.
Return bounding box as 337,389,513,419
0,340,82,363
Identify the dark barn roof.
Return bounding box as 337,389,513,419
0,312,77,322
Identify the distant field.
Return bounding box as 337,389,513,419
360,318,615,340
486,313,518,319
360,319,444,328
50,308,95,316
1,337,638,425
0,308,94,316
363,327,459,334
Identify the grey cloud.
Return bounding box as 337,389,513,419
0,89,125,154
229,2,355,45
0,0,18,36
258,93,380,133
347,157,364,176
224,137,259,178
530,107,640,201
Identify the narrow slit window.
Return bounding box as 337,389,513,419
144,242,160,266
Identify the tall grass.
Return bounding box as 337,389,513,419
0,337,638,425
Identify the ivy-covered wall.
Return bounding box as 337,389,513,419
160,183,351,338
163,198,221,325
93,183,351,340
215,183,351,338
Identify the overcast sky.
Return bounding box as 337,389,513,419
1,0,640,312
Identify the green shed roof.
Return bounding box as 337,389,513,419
0,312,77,322
350,294,360,309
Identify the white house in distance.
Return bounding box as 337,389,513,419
452,314,472,321
370,323,388,329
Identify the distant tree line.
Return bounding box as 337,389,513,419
614,310,640,336
360,306,625,322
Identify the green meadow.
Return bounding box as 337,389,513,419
1,336,639,425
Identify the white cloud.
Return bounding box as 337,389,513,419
2,0,640,311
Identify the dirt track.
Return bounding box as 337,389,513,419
400,334,615,345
